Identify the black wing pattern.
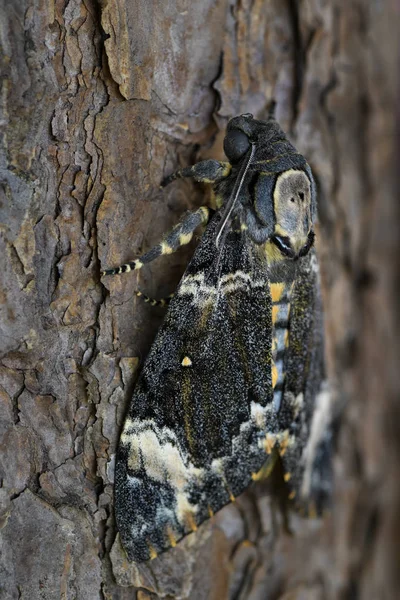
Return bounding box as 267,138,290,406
115,214,285,562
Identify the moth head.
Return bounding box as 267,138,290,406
223,115,253,164
224,112,280,162
271,169,314,259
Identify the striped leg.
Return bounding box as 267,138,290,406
135,290,174,307
161,159,231,188
101,206,210,277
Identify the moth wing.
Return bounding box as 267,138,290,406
277,250,331,512
115,216,278,562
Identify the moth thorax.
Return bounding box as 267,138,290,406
273,169,312,253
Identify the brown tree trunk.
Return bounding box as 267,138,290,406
1,1,399,598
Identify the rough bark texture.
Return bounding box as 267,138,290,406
0,1,399,599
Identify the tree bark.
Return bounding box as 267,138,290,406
0,1,399,599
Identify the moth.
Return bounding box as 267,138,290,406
102,113,331,563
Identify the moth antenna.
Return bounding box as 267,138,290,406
215,142,256,248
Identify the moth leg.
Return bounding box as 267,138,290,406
161,159,231,187
135,290,174,307
251,448,279,482
101,206,210,277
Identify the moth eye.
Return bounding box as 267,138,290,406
224,129,251,164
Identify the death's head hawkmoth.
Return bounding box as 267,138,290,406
102,113,332,562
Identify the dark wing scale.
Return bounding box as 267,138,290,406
115,214,279,562
276,250,327,509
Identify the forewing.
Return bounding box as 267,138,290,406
115,215,278,562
